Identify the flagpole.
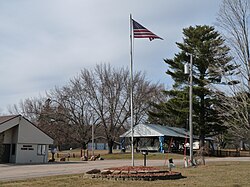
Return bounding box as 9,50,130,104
129,14,134,167
129,16,162,167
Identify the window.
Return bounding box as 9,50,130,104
21,145,33,151
37,145,46,155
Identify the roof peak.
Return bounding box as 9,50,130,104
0,115,21,125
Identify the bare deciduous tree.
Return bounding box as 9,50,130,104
8,97,45,122
10,64,164,153
76,64,164,153
45,79,105,150
216,0,250,148
215,89,250,149
217,0,250,88
8,97,69,150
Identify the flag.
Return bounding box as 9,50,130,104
132,19,163,41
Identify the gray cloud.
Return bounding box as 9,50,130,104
0,0,221,113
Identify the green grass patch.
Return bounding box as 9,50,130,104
1,161,249,187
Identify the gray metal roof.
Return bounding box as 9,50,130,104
0,115,20,125
120,124,189,138
120,124,214,140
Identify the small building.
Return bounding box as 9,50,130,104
0,115,53,164
87,143,108,150
120,123,212,152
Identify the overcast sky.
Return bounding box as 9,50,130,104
0,0,222,113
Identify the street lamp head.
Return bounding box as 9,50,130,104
184,63,190,75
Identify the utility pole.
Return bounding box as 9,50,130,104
184,54,193,165
92,123,94,156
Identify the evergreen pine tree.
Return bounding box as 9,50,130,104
149,25,238,148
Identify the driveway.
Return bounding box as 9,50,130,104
0,157,249,181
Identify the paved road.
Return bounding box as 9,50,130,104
0,157,249,181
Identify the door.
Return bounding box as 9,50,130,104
0,144,11,163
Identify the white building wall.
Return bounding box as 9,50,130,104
15,143,49,164
2,128,13,144
1,115,53,164
12,126,18,143
18,118,53,145
2,126,18,143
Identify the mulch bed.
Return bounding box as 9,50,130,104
107,166,159,171
86,166,183,181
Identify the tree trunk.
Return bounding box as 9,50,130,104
81,142,87,150
108,139,114,154
199,134,206,165
199,134,205,148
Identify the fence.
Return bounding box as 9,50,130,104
213,149,250,157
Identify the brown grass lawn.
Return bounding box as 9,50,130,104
52,149,184,161
1,161,249,187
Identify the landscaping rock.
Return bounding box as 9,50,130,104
101,170,112,175
86,169,101,174
112,170,121,175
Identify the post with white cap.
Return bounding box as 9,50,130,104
184,54,194,166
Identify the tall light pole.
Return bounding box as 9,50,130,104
92,123,95,156
184,54,194,165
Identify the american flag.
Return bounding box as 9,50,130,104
132,19,163,41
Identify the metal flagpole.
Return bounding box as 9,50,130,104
129,15,162,166
129,14,135,166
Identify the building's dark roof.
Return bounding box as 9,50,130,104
0,115,20,125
